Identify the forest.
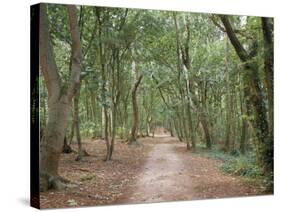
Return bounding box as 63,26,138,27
38,3,273,208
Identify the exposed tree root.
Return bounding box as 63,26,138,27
62,137,73,154
40,173,70,192
75,149,90,161
40,172,78,192
62,144,73,153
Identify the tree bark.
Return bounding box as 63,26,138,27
103,106,110,160
109,105,117,159
261,17,273,139
224,36,231,152
176,14,196,150
128,75,143,144
69,112,75,144
108,49,121,160
201,114,212,149
62,136,73,153
39,4,83,191
73,84,89,161
240,118,247,154
95,7,111,160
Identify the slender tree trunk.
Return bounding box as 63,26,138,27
95,8,111,160
230,89,236,151
224,36,231,152
240,118,247,154
74,87,81,148
90,92,96,137
187,100,196,149
173,118,180,139
146,115,152,136
69,113,75,144
225,111,231,152
128,75,143,144
73,84,89,161
62,136,73,153
169,120,174,137
239,77,251,154
109,105,117,159
201,83,212,149
261,17,273,141
201,116,212,149
104,106,110,160
175,111,184,141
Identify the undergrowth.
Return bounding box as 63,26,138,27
196,144,269,190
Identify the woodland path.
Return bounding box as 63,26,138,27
40,135,262,208
116,135,260,204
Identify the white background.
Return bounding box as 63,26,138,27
0,0,280,211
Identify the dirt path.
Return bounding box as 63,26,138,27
40,135,263,208
116,135,261,204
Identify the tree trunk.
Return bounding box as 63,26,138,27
261,17,273,140
40,98,71,191
201,83,212,149
39,4,83,191
238,79,247,154
224,36,231,152
95,8,111,160
74,86,81,148
176,111,184,141
128,75,143,144
201,116,212,149
240,118,247,154
73,84,89,161
69,115,75,144
90,92,97,138
104,106,110,160
146,118,151,137
187,102,196,149
109,105,117,159
169,120,174,137
62,136,73,153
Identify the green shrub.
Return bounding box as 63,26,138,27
199,148,234,162
220,156,262,178
80,121,101,138
229,149,240,157
197,147,262,178
116,127,127,138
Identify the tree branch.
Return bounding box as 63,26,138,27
67,5,83,101
151,75,170,109
133,74,143,93
39,4,61,98
219,15,249,62
210,15,254,40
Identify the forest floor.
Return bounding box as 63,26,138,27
40,135,266,209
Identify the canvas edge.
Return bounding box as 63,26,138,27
30,3,40,209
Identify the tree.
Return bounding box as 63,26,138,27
39,4,83,191
73,83,90,161
128,74,143,144
219,15,273,190
261,17,273,139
